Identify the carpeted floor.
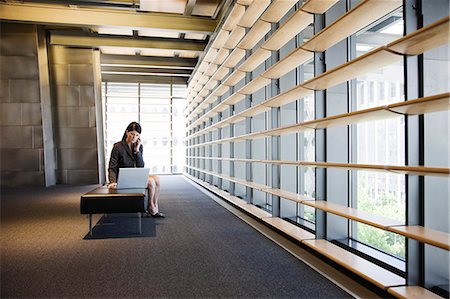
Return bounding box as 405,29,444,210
1,175,353,298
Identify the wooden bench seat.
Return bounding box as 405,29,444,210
302,239,405,290
263,217,315,241
388,286,443,299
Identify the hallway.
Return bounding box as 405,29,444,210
1,175,353,298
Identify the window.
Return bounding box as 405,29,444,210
352,7,406,258
103,82,186,175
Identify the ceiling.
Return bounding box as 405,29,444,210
0,0,231,84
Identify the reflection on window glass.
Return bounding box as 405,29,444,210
103,82,186,175
353,8,406,258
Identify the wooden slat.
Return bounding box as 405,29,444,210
265,85,314,107
237,0,271,28
222,70,246,87
388,286,443,299
203,79,218,91
302,200,403,229
224,92,246,105
300,0,339,14
262,9,313,51
387,225,450,251
223,48,246,68
212,65,230,81
303,48,402,91
238,48,271,72
211,48,230,65
204,63,218,76
387,93,450,115
263,48,313,79
303,106,398,129
388,16,450,55
242,204,272,219
222,3,246,31
239,104,271,118
238,75,271,95
203,48,219,63
263,217,315,240
302,239,405,289
238,20,271,50
263,188,315,203
301,0,402,52
211,29,229,49
260,0,299,23
213,84,229,97
224,25,246,49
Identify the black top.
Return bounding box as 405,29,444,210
108,140,144,183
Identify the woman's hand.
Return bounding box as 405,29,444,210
108,183,117,189
134,138,141,153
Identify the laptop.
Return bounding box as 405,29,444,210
117,168,150,189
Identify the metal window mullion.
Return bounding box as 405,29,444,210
314,13,327,240
404,0,424,286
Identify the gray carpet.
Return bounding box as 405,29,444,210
1,175,352,298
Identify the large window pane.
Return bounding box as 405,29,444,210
353,8,406,258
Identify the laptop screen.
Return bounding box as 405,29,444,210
117,168,150,189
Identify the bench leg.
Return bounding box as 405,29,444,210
89,214,93,236
138,212,142,234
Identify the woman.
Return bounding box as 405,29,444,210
108,122,164,218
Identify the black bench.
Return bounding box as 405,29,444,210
80,186,147,236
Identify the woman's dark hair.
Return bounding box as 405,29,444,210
122,121,142,141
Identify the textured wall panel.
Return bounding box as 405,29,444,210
69,64,94,86
54,85,79,107
57,148,97,169
0,103,21,125
10,79,40,103
0,171,45,187
0,33,37,56
50,46,93,64
54,107,90,128
80,86,95,106
0,56,38,79
54,127,97,149
0,126,33,148
21,103,42,125
1,149,40,171
0,80,9,102
50,64,69,85
33,125,43,148
89,106,96,128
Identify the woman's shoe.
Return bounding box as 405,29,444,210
151,212,165,218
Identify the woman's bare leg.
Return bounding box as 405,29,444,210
147,177,157,214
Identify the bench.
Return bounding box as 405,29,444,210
80,186,147,236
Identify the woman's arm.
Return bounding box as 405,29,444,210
135,144,145,167
108,144,120,184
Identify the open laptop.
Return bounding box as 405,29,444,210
117,168,150,189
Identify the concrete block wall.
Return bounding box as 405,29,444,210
49,46,99,184
0,23,45,187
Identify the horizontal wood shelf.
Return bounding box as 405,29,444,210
302,200,403,229
302,239,405,289
388,286,443,299
300,0,339,14
387,225,450,251
387,16,450,55
301,0,402,52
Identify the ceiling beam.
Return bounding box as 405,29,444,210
49,31,207,52
101,66,192,76
0,2,218,34
100,54,197,69
102,74,188,84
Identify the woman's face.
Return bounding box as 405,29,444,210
126,130,140,144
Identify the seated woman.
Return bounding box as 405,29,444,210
107,121,165,218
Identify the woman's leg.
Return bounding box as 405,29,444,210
147,175,162,216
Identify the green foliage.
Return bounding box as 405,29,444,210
357,182,406,258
